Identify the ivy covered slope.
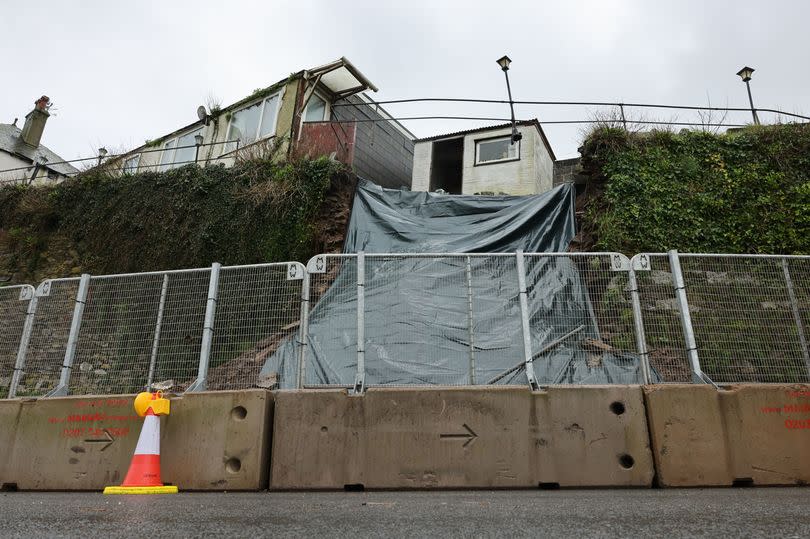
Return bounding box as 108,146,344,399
0,157,352,284
579,124,810,254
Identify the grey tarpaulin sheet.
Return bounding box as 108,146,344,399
265,180,653,387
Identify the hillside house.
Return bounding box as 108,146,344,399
411,120,556,195
0,96,78,185
114,57,415,189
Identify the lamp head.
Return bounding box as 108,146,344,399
496,55,512,71
736,66,755,82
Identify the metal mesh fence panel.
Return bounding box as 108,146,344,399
523,254,641,384
16,279,80,396
632,254,692,382
0,285,34,398
207,263,304,390
67,273,167,395
679,254,810,384
302,255,357,387
147,268,211,392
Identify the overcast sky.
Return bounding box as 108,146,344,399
2,0,809,162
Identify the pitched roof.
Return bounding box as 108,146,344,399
415,119,556,161
0,123,78,176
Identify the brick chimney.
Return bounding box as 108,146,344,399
19,96,51,147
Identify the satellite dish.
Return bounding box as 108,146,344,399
197,105,208,122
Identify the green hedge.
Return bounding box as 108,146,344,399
580,124,810,254
0,157,343,282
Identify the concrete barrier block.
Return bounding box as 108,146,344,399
533,386,654,487
163,390,273,490
271,386,653,489
644,384,810,487
0,390,272,491
0,399,22,489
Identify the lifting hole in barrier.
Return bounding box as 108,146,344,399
225,458,242,474
618,454,635,469
538,482,560,490
344,484,365,492
230,406,247,421
609,401,626,415
732,478,754,488
1,483,18,492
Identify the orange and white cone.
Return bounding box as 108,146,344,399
104,392,178,495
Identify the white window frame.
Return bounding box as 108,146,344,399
474,135,521,166
302,90,331,124
122,154,140,175
225,89,284,154
159,127,204,171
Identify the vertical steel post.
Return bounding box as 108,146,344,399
516,250,539,390
627,267,652,385
465,256,476,385
47,274,91,397
782,258,810,377
146,273,169,389
297,270,311,389
187,263,221,393
619,103,628,130
668,250,705,384
354,252,366,393
9,291,38,398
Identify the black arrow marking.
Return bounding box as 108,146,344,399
84,429,115,451
440,423,478,448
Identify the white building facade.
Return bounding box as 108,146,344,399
411,120,556,195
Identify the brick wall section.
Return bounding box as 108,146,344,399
553,157,581,186
294,122,356,165
332,95,414,189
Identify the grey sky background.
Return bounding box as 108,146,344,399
2,0,809,162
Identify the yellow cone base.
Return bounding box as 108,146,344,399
103,485,179,495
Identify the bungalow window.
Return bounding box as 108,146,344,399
225,93,280,152
475,136,519,165
122,154,140,174
303,93,329,122
160,128,203,171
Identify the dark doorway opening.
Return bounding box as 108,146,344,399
429,138,463,194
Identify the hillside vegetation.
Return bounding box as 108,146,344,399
578,123,810,255
0,157,354,285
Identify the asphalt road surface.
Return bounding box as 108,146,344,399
1,488,809,538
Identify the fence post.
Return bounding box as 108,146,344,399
296,269,311,389
146,273,170,390
627,260,652,385
515,250,539,390
668,250,707,384
8,286,37,398
465,256,476,385
186,262,221,393
781,258,810,377
354,252,366,393
46,274,91,397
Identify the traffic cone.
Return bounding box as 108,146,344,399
104,392,178,495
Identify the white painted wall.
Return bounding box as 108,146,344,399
0,152,63,185
411,124,555,196
411,141,432,191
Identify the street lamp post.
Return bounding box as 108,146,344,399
194,134,204,163
496,55,522,144
736,66,760,125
